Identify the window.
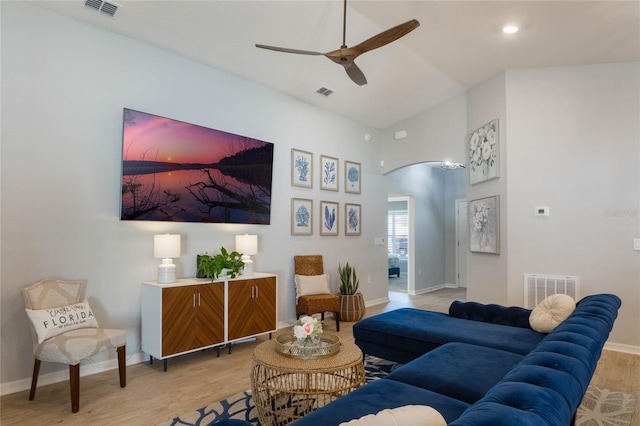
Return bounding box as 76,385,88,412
388,209,408,256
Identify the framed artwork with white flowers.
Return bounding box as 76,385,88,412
469,119,499,184
469,195,499,254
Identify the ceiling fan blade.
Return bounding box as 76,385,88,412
255,44,324,56
344,62,367,86
352,19,420,55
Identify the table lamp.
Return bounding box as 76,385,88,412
235,234,258,276
154,234,181,283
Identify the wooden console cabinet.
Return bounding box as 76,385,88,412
141,273,277,367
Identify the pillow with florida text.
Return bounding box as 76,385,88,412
26,300,99,344
295,274,331,298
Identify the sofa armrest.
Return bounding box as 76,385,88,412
449,301,533,329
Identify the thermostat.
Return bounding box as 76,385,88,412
535,206,549,217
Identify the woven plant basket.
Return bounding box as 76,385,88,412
339,293,366,322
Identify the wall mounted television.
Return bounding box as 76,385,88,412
120,108,274,224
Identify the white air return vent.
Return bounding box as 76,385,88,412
524,274,580,309
84,0,121,18
316,87,334,97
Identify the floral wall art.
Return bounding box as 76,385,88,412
291,149,313,188
291,198,313,235
345,203,361,236
469,195,499,254
469,119,499,184
320,201,339,235
320,155,339,191
345,161,361,194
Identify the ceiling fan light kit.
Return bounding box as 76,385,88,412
256,0,420,86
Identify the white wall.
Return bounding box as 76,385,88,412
0,2,386,389
465,73,509,305
505,63,640,349
379,93,467,174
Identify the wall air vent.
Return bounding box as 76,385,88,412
316,87,334,97
84,0,121,18
523,274,580,309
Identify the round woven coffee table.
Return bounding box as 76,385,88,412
250,337,365,426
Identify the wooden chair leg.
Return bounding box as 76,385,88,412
335,314,340,332
28,359,41,400
69,364,80,413
117,345,126,388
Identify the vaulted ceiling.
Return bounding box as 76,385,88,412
31,1,640,129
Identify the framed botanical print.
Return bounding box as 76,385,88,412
344,161,361,194
320,155,339,191
469,119,499,184
469,195,499,254
291,149,313,188
345,203,361,236
320,201,339,235
291,198,313,235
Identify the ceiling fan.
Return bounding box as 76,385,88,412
255,0,420,86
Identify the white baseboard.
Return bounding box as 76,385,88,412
1,352,147,396
604,342,640,355
365,296,390,307
410,284,451,295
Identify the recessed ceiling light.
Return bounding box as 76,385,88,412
503,25,519,34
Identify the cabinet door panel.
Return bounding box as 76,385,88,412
196,283,225,347
252,277,277,335
227,280,253,340
162,286,196,356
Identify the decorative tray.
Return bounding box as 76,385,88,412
275,333,341,359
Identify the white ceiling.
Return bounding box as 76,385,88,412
31,0,640,129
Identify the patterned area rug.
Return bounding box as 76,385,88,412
158,356,637,426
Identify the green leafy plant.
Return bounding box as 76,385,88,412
198,247,244,280
338,262,359,295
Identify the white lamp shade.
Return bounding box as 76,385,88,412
235,234,258,256
154,234,181,258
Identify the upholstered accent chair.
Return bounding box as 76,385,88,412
294,255,340,331
21,278,127,413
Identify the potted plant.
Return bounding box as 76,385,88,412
338,262,366,322
197,247,244,280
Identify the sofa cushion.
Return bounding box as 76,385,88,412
339,405,446,426
386,343,524,404
354,308,544,363
529,294,575,333
292,378,469,426
449,301,532,328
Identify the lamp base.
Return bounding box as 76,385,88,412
241,255,253,276
158,259,177,283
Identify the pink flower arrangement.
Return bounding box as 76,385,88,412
293,315,323,341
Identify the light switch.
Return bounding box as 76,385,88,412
374,237,385,246
634,238,640,251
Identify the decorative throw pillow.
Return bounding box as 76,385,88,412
26,299,99,344
529,294,576,333
295,274,331,298
339,405,446,426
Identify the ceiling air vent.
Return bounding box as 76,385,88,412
84,0,121,18
316,87,334,97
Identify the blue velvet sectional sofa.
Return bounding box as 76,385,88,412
293,294,621,426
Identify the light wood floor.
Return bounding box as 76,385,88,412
1,289,638,425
